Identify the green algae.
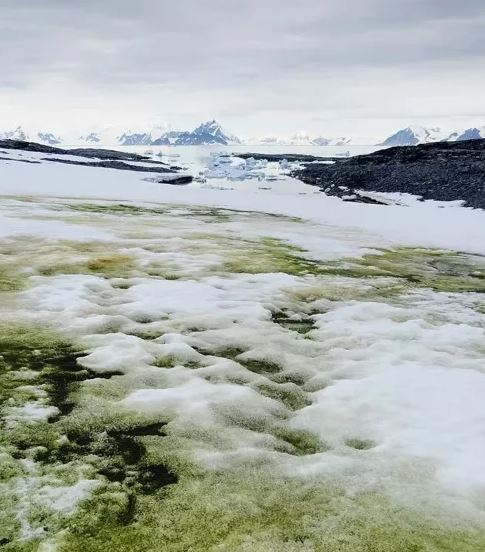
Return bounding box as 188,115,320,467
271,312,315,335
3,201,485,550
153,356,199,369
39,253,136,279
210,346,247,360
319,248,485,294
271,371,309,387
0,323,177,547
255,381,312,411
222,237,322,276
218,238,485,294
240,358,282,375
0,266,24,292
203,343,282,377
0,325,81,409
68,203,168,217
0,325,175,548
66,203,235,224
56,468,485,552
274,427,328,455
181,207,233,223
0,326,91,547
345,438,376,451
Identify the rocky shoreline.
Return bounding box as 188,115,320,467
292,139,485,209
235,152,343,162
0,139,193,183
0,139,158,161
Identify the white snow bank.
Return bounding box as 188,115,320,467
1,158,484,255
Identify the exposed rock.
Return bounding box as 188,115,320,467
156,174,193,185
0,155,41,164
293,139,485,209
0,139,193,178
43,158,177,173
235,153,341,162
0,139,164,162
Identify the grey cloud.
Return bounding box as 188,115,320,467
0,0,484,134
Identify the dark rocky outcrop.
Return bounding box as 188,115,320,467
235,153,342,162
0,139,195,178
156,174,193,185
0,139,161,162
293,139,485,209
43,157,177,173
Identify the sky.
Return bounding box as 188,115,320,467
1,0,484,141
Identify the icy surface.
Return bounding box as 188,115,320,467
1,148,485,255
0,153,485,549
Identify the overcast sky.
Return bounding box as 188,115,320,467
1,0,484,140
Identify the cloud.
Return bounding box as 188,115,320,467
1,0,484,136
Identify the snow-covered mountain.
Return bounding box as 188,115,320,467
380,126,449,146
36,132,62,145
117,121,240,146
286,132,317,146
448,127,485,141
77,126,126,146
380,125,485,146
243,134,352,146
312,136,351,146
3,122,483,149
0,126,62,145
0,126,30,141
118,124,171,146
0,122,240,147
151,130,183,146
79,132,101,144
173,121,240,146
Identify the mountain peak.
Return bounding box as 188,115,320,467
380,126,447,146
116,120,240,146
0,126,29,141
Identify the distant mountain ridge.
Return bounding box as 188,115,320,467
380,125,485,146
0,126,62,145
0,121,242,147
0,123,350,147
247,133,351,146
3,122,485,147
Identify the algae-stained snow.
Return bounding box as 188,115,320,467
0,189,485,550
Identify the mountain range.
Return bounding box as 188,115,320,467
0,121,242,147
2,122,484,147
0,122,352,147
380,125,485,146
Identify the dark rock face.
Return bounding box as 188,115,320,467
0,139,153,161
293,139,485,209
43,158,176,173
156,174,193,185
236,153,341,162
456,128,482,141
0,139,195,178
